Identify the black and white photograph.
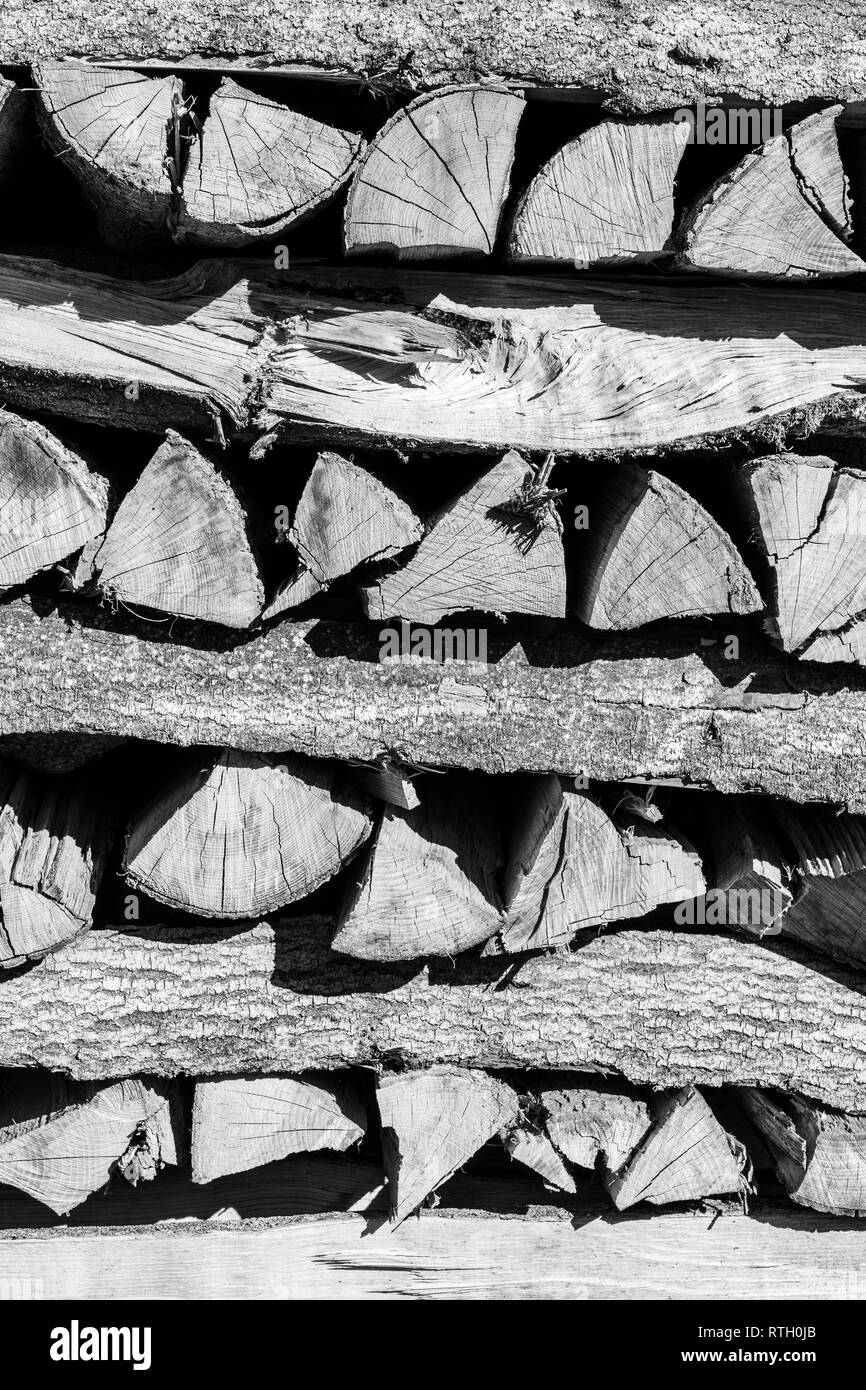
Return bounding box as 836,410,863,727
0,0,862,1348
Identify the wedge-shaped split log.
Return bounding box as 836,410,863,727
539,1079,652,1174
771,802,866,968
576,463,761,629
344,85,524,260
0,1073,181,1214
0,412,108,590
739,1088,866,1217
79,431,263,628
507,118,689,268
363,451,565,623
176,79,363,248
191,1073,367,1183
377,1066,519,1226
0,761,107,969
732,453,866,664
678,107,864,279
264,451,423,621
498,776,704,952
0,76,28,188
501,1118,577,1193
607,1085,748,1210
124,749,373,918
333,780,502,960
34,61,177,249
708,797,793,934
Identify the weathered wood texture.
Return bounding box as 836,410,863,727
2,259,866,453
2,921,866,1108
0,1206,863,1300
0,1,864,113
1,602,865,810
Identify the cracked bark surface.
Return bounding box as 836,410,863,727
2,2,865,113
2,259,866,453
1,600,866,808
2,921,866,1109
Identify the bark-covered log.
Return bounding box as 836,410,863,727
191,1073,367,1183
362,452,565,623
177,78,363,248
33,62,178,249
3,259,866,453
2,602,866,810
124,749,373,918
678,107,865,279
507,118,689,269
344,86,524,260
2,2,863,114
3,921,866,1108
575,463,760,630
731,453,866,665
76,431,263,628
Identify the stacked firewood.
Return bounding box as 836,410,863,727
0,57,864,1238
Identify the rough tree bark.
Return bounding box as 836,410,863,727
2,921,866,1109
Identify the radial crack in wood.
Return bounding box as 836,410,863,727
576,462,761,629
363,451,565,623
33,61,178,249
333,779,502,960
539,1078,652,1172
191,1072,367,1183
0,412,108,590
264,451,423,621
0,761,107,968
738,1088,866,1217
607,1085,747,1210
176,78,363,248
507,117,689,268
498,775,704,953
0,1074,179,1214
377,1065,520,1226
344,85,524,260
732,452,866,664
124,749,373,919
80,431,263,628
678,107,865,279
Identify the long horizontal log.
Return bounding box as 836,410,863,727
2,601,865,808
2,258,866,453
2,920,866,1107
1,1,863,113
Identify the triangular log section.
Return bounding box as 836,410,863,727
738,1088,866,1217
575,463,761,629
507,117,689,268
333,779,502,960
363,452,565,623
80,431,264,628
0,412,108,590
191,1073,367,1183
607,1086,747,1210
498,776,704,952
124,749,373,918
344,85,525,260
732,452,866,664
678,107,865,278
377,1066,519,1225
176,78,363,247
33,61,178,248
0,761,108,969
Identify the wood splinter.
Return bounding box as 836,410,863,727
192,1073,367,1183
0,1073,182,1214
124,749,373,919
344,84,525,260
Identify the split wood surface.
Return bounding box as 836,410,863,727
2,259,866,452
2,921,866,1109
1,601,864,809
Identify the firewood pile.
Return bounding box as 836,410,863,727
0,1,865,1301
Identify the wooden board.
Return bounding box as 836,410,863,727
2,602,866,810
2,921,866,1108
